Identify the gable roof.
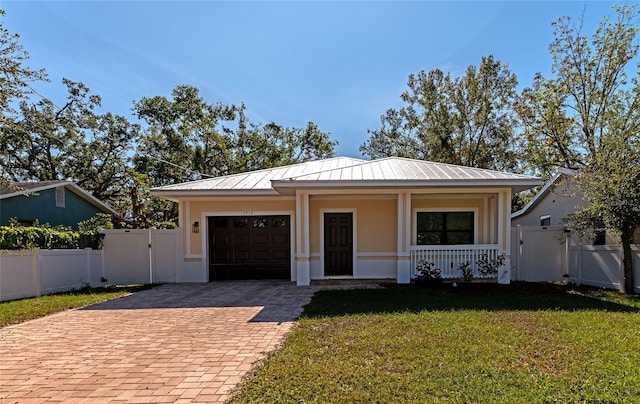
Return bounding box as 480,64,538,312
151,156,541,198
0,181,118,216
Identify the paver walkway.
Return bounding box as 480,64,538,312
0,282,319,403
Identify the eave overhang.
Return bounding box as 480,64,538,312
271,179,543,195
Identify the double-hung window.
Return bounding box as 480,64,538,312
416,211,474,245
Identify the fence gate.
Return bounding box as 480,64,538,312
512,226,567,282
102,229,179,285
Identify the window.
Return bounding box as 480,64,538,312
213,218,228,228
417,211,474,245
253,218,267,228
55,186,65,208
540,215,551,226
234,218,249,228
272,217,288,228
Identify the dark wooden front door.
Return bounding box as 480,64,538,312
209,215,290,280
324,212,353,276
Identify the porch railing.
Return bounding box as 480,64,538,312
409,244,501,279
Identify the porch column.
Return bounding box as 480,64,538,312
396,192,411,283
296,191,311,286
497,189,511,284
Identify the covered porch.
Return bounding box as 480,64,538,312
291,188,513,286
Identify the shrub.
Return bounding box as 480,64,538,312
0,224,79,250
459,261,473,281
415,260,442,284
78,213,113,249
477,254,506,278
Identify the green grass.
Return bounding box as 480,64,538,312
229,282,640,403
0,285,149,327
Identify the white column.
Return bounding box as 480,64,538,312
498,190,511,285
396,192,411,283
296,192,311,286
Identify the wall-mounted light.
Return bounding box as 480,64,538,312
192,221,200,233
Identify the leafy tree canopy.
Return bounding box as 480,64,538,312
133,84,337,187
361,55,520,172
520,4,640,292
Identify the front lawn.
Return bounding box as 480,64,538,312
0,285,149,327
230,282,640,403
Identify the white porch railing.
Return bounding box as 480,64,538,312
410,244,501,279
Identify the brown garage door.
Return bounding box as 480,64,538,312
209,215,291,280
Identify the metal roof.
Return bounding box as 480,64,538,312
151,156,541,197
151,157,366,194
285,157,536,182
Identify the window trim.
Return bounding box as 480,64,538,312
412,207,479,245
55,186,65,208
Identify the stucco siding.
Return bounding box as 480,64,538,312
183,198,296,256
308,197,397,255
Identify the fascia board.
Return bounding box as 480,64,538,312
0,181,72,200
272,179,542,194
511,174,561,219
150,189,281,198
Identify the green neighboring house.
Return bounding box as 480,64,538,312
0,181,117,230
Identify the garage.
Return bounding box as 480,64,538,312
208,215,291,280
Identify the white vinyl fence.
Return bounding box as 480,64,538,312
0,229,180,302
511,226,567,282
101,229,180,284
511,225,640,292
0,249,102,302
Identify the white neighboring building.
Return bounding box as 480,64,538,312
511,171,585,227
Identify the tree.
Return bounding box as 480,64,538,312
517,4,640,292
133,85,338,224
67,112,141,203
361,55,520,171
0,79,140,210
0,9,47,120
1,79,99,181
0,9,47,189
134,85,337,185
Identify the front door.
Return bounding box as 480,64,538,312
324,212,353,276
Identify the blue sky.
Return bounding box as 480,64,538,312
1,1,618,158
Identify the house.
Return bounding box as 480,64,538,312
0,181,118,230
151,157,540,285
511,170,585,227
509,170,640,290
511,171,612,245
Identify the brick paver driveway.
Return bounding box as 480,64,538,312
0,282,319,403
